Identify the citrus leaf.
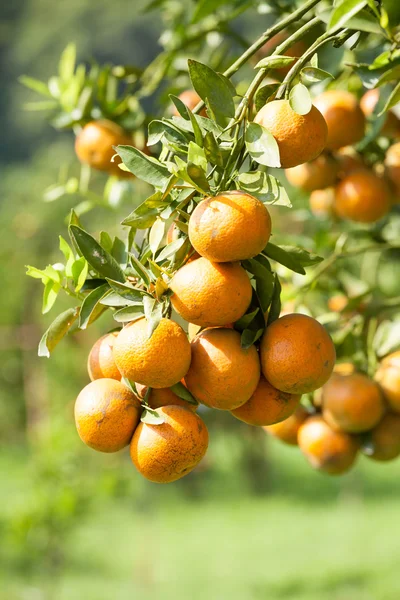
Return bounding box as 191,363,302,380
289,83,312,115
241,328,264,349
69,226,125,282
245,123,281,168
38,307,79,357
254,83,280,113
113,306,145,323
328,0,367,31
267,275,282,325
301,67,334,83
188,60,235,126
170,382,198,405
263,243,323,274
106,279,147,302
121,192,166,229
115,146,170,189
234,308,260,331
141,407,165,425
254,55,296,70
237,172,291,207
156,237,186,263
242,258,275,312
130,254,152,287
42,280,61,314
204,131,224,167
149,218,166,256
79,284,109,329
19,75,52,98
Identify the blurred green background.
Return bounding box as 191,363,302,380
2,2,400,600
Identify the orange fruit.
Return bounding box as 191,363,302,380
188,191,271,262
322,372,385,433
130,405,208,483
375,351,400,413
334,170,391,223
333,362,356,376
285,154,338,192
309,188,336,218
75,120,133,177
185,327,260,410
384,142,400,196
360,88,400,138
135,382,196,411
328,294,348,313
231,374,301,426
170,257,252,327
260,313,336,394
335,147,365,178
263,405,308,445
87,332,121,381
313,90,365,150
113,318,191,388
298,415,359,475
364,413,400,462
75,378,141,452
254,99,327,168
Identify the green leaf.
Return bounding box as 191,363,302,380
149,218,166,256
71,257,89,292
113,306,145,323
378,81,400,115
170,382,198,405
301,67,334,83
267,275,282,325
192,0,231,22
106,279,146,302
254,55,295,70
38,307,79,357
59,236,75,277
169,94,191,119
147,302,163,337
382,0,400,29
141,407,165,425
254,83,280,113
241,328,264,349
187,163,210,192
263,243,323,275
58,43,76,81
130,254,152,287
242,259,275,312
26,265,60,283
79,284,109,330
121,192,166,229
328,0,367,31
245,123,281,168
69,226,125,282
115,146,171,189
234,308,260,331
156,237,186,263
289,83,312,115
188,142,207,172
147,120,189,147
42,280,61,314
19,75,52,98
188,60,235,126
111,237,128,268
100,231,113,253
237,172,291,207
204,131,224,167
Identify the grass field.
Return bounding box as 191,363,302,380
3,436,400,600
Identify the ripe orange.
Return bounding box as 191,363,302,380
364,413,400,462
309,188,336,218
87,332,121,381
188,191,271,262
263,405,308,445
170,257,252,327
231,375,301,426
384,142,400,196
375,351,400,413
313,90,365,150
322,372,385,433
254,99,327,168
130,405,208,483
360,88,400,138
113,318,191,388
334,170,391,223
75,120,132,177
327,294,349,313
185,327,260,410
135,382,196,411
298,415,359,475
335,147,365,178
173,90,207,117
75,378,141,452
285,154,338,192
260,313,336,394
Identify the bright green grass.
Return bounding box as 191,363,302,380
3,438,400,600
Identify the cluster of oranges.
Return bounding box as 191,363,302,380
74,188,338,484
283,89,400,222
266,353,400,475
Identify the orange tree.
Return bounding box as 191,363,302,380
22,0,400,481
